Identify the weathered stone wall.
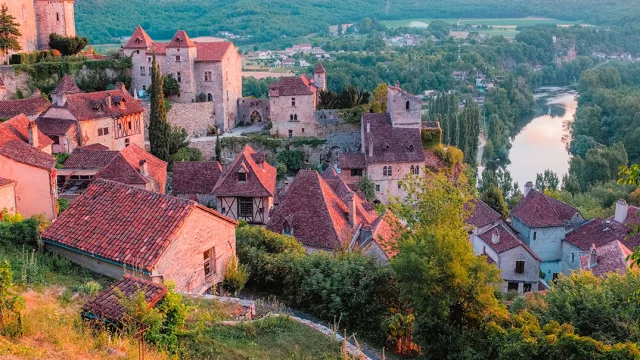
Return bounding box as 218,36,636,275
387,86,422,128
0,66,30,98
143,102,216,139
5,0,38,54
314,109,341,127
165,46,198,102
270,93,317,137
237,97,269,126
35,0,76,50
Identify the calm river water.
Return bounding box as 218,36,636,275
506,87,577,188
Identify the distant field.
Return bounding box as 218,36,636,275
382,17,587,29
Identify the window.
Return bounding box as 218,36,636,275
147,57,152,63
294,114,298,121
302,128,305,133
52,135,60,145
238,197,253,218
56,12,60,22
283,222,292,235
405,100,410,110
238,172,247,182
175,55,181,62
533,231,537,240
410,165,415,174
351,169,363,176
288,130,293,138
290,114,294,121
291,97,296,106
203,247,216,276
124,138,130,147
507,282,519,292
375,184,381,192
142,85,146,91
383,166,391,176
177,72,182,83
97,127,109,136
571,253,575,263
415,165,419,175
140,67,146,76
398,183,401,189
128,120,132,130
204,71,212,81
515,261,525,274
523,283,532,293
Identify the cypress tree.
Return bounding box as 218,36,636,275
148,53,171,161
215,134,222,163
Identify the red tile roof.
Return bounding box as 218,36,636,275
478,223,541,261
362,113,426,164
172,161,222,195
166,30,196,48
338,153,365,169
0,177,15,188
511,189,581,228
370,211,401,259
62,147,119,169
79,144,110,151
269,76,315,97
51,75,82,95
62,89,143,121
0,97,50,119
196,42,233,62
321,167,375,221
0,115,55,169
212,145,276,198
565,217,640,251
314,63,326,74
82,275,167,323
146,42,167,55
42,179,236,271
123,26,154,49
580,241,634,277
95,144,167,193
466,199,502,229
34,117,76,136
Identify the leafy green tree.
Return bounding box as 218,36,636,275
48,33,88,56
358,175,376,202
535,169,560,191
371,83,387,113
162,74,181,97
148,53,171,161
481,186,509,219
0,4,21,56
222,256,249,296
276,162,287,181
277,150,304,174
570,143,628,191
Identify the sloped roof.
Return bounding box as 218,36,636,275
51,75,82,95
466,199,502,229
123,25,153,49
42,180,236,271
362,113,426,164
269,76,315,97
166,30,196,48
95,144,167,192
62,147,119,169
34,117,76,136
565,217,640,251
0,97,50,119
338,153,365,169
321,167,376,223
62,89,143,121
212,145,276,198
314,63,326,74
82,275,167,323
479,223,541,261
172,161,222,195
0,177,15,188
0,115,55,169
370,211,401,259
580,241,634,277
196,42,233,62
511,189,580,228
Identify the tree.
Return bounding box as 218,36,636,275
535,169,560,191
148,53,171,161
371,83,387,113
0,5,21,56
215,134,222,163
0,260,24,336
481,186,509,219
163,74,180,97
48,33,88,56
358,175,376,202
390,172,506,358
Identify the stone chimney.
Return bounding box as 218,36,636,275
140,160,149,177
345,192,357,227
614,199,629,223
32,88,41,97
589,244,597,269
524,181,534,197
491,228,500,244
105,93,112,108
368,140,373,157
27,121,38,148
115,82,126,92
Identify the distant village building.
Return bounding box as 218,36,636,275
171,161,222,206
0,95,50,120
212,145,276,225
57,143,167,197
123,26,242,132
0,114,57,219
42,180,238,294
36,76,144,153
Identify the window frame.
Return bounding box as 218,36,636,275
203,247,216,277
237,197,253,218
515,260,525,274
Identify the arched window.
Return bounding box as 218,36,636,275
388,166,392,175
415,165,419,175
405,100,410,110
56,12,60,22
410,165,415,174
207,93,213,102
290,114,294,121
382,166,388,176
294,114,298,121
283,221,292,235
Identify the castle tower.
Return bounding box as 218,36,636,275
313,63,326,91
387,82,422,128
165,30,198,101
122,26,155,96
34,0,76,50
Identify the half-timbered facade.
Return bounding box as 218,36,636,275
212,145,276,225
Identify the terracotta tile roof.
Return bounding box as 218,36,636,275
95,144,167,193
51,75,82,95
0,114,53,150
370,211,401,259
314,63,326,74
466,199,502,229
42,179,236,271
63,89,143,121
62,147,119,169
34,117,76,136
0,115,55,169
580,241,634,277
362,113,426,164
479,223,541,261
0,177,15,188
321,167,376,221
511,189,580,228
0,97,50,119
338,153,365,169
565,217,640,251
172,161,222,195
195,42,233,62
166,30,196,48
82,275,167,323
79,144,110,151
269,76,315,97
212,145,276,198
146,42,167,55
123,26,153,49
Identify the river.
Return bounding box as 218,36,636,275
505,86,577,188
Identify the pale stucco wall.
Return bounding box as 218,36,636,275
0,183,17,214
0,156,56,219
79,114,145,151
561,241,583,274
270,93,317,137
45,244,129,279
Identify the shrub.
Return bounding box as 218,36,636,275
358,175,376,202
222,256,250,296
276,162,287,181
0,216,40,247
277,150,305,174
48,33,88,56
170,147,202,162
77,281,102,296
0,260,25,337
57,198,70,214
163,74,181,97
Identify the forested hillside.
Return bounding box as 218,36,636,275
76,0,640,44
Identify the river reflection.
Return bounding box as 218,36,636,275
507,87,577,188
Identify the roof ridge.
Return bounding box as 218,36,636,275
314,171,349,248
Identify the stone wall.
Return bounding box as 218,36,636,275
314,109,341,127
0,66,30,98
237,97,270,126
35,0,76,50
143,102,216,139
387,86,422,128
5,0,38,54
270,93,317,137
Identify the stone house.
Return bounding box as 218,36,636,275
269,63,326,138
0,178,17,215
42,179,238,294
57,143,167,196
0,114,57,219
562,200,640,277
36,76,145,153
2,0,75,60
267,168,400,263
0,96,50,120
212,145,276,225
171,161,222,206
123,27,242,133
236,97,270,126
511,182,585,280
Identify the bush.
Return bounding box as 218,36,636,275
48,33,88,56
0,216,41,247
276,162,287,181
276,150,305,174
170,147,202,162
163,74,181,97
0,260,25,337
222,256,250,296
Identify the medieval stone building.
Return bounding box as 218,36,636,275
3,0,75,56
123,26,242,133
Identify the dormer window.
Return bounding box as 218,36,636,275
283,221,292,235
408,144,415,152
136,38,142,44
405,100,410,110
175,38,182,44
383,143,391,152
238,172,247,182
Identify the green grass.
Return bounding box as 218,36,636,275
179,316,344,359
381,17,587,29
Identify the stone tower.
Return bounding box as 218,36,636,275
164,30,198,101
387,82,422,128
34,0,76,50
313,63,326,91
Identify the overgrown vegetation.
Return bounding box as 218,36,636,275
48,33,89,56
